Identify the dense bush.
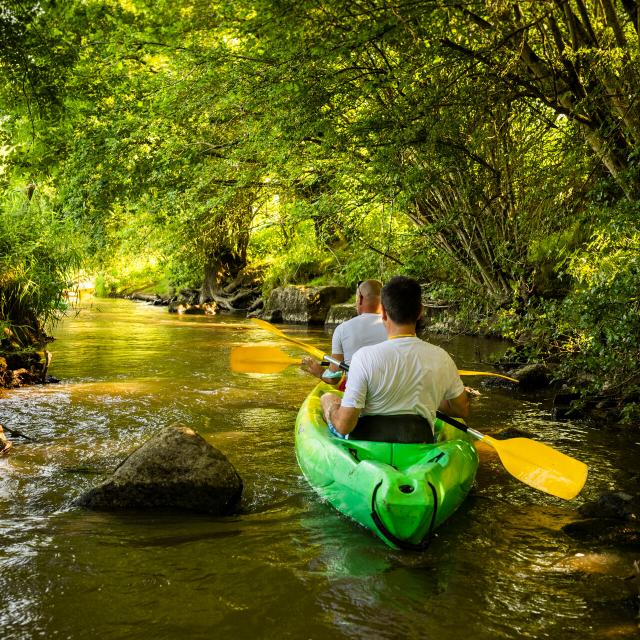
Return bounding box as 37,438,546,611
494,202,640,422
1,0,639,422
0,183,83,348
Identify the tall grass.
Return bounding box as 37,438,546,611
0,184,84,348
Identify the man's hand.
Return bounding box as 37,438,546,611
320,393,360,435
300,356,324,379
320,392,341,423
439,388,471,419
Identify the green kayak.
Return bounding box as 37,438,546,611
294,383,479,550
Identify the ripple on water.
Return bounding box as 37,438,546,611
1,300,639,640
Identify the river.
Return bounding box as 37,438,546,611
1,299,638,639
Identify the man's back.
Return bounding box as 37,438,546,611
331,312,387,364
341,336,464,427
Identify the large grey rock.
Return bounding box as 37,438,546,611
75,424,242,514
325,303,357,327
264,285,351,324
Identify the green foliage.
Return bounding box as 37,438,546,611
493,200,640,421
0,0,639,420
560,209,640,384
0,182,84,346
249,219,327,293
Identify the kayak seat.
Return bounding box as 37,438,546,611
349,414,434,444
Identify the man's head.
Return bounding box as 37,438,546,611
381,276,422,325
356,279,383,314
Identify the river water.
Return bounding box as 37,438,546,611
0,299,638,639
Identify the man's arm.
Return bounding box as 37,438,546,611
438,389,470,419
300,354,345,385
329,352,344,372
324,352,345,383
320,393,361,435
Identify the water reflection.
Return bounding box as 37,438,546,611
0,299,638,639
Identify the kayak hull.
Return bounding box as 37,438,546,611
294,383,479,550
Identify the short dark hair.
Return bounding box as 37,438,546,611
381,276,422,324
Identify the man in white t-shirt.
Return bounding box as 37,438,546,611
320,275,470,443
301,279,387,386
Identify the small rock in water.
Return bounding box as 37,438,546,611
562,491,640,549
492,426,534,440
75,423,243,515
511,363,550,389
579,492,640,521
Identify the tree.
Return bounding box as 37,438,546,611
439,1,640,198
220,0,595,304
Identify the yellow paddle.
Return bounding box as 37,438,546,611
231,345,311,374
247,318,588,499
232,343,519,382
457,370,518,382
434,412,588,500
249,318,519,382
250,319,329,362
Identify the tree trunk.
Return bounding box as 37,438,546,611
201,248,247,302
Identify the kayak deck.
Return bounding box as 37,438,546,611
294,383,479,550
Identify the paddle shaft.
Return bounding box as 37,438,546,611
251,319,349,371
0,423,34,441
323,354,349,372
435,410,481,439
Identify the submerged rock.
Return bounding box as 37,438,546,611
491,426,535,440
562,492,640,549
0,425,12,454
562,518,640,548
75,424,243,514
579,492,640,521
511,363,551,390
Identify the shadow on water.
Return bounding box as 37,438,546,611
0,299,638,639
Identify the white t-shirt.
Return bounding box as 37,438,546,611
331,313,387,363
341,337,465,427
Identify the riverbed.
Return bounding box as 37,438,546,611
1,299,638,639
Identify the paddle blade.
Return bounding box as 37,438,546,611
230,346,300,374
458,370,519,383
251,318,327,360
484,435,588,500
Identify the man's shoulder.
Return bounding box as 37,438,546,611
348,312,381,323
416,340,458,367
353,339,392,360
355,339,451,361
420,340,450,355
340,312,382,330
